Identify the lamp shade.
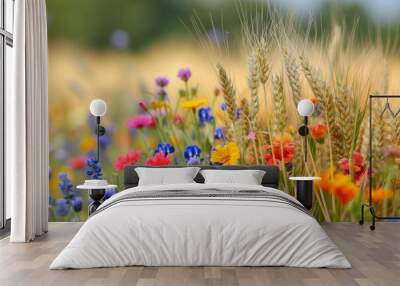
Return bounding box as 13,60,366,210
297,99,314,116
89,99,107,117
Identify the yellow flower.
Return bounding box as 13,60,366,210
284,125,296,135
210,142,240,165
180,98,208,109
273,132,293,144
80,136,96,152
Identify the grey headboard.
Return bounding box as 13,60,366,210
123,165,280,189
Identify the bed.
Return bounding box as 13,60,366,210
50,165,351,269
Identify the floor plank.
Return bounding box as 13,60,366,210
0,222,399,286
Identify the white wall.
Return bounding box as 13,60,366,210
5,45,13,220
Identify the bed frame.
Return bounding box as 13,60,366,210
123,165,280,190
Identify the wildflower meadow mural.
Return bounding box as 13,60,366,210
47,1,400,222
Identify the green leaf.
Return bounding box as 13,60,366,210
179,89,187,98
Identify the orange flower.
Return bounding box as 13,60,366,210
314,167,335,192
330,173,358,204
368,188,394,204
310,123,327,140
315,168,358,204
263,133,295,165
309,97,320,106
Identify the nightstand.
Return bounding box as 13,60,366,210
77,181,117,215
289,177,320,210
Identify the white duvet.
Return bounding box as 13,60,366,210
50,183,351,269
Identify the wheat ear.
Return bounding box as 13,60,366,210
256,39,271,86
300,54,342,161
283,50,303,107
336,84,354,156
271,75,287,135
217,63,237,123
248,53,260,122
395,116,400,145
239,98,250,141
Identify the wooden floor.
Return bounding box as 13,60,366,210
0,222,399,286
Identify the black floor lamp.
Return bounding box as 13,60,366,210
289,99,319,211
89,99,107,161
297,99,314,162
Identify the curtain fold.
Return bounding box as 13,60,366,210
8,0,49,242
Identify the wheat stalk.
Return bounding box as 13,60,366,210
395,117,400,145
336,84,354,156
217,63,237,123
299,55,327,103
372,98,385,165
271,75,287,135
300,54,342,161
239,98,250,140
256,39,271,86
283,49,303,107
248,53,260,123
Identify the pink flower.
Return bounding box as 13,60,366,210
145,152,172,166
173,114,184,125
127,114,156,129
247,132,256,141
155,76,169,88
338,151,366,183
114,150,142,171
177,68,192,82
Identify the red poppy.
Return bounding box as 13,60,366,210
69,156,86,170
310,123,327,140
114,150,142,171
145,152,172,166
263,140,295,165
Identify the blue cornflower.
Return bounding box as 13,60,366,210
236,108,241,119
155,143,175,155
56,199,69,216
86,157,103,179
220,103,227,111
58,172,75,199
220,104,240,120
72,197,83,212
184,145,202,165
187,157,200,166
214,128,224,140
198,107,214,125
104,188,117,201
99,123,114,149
99,133,111,148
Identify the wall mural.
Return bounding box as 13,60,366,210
47,1,400,222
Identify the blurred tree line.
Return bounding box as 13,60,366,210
47,0,400,51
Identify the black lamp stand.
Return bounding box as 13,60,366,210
95,116,106,161
298,116,309,162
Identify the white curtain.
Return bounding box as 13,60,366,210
7,0,49,242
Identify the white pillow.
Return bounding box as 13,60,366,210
200,169,266,185
135,167,200,186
